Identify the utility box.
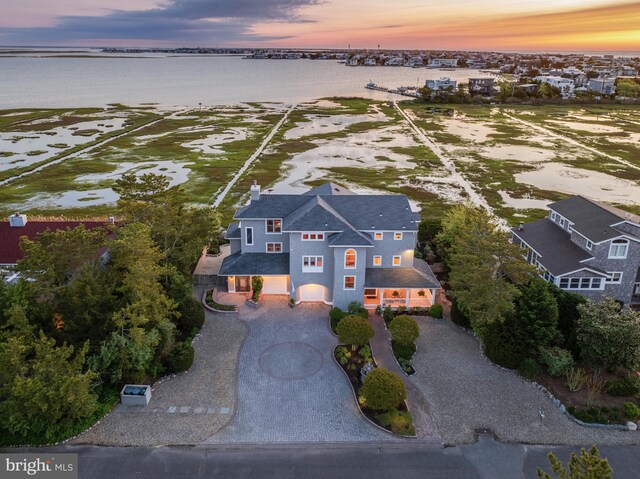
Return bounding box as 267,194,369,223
120,384,151,406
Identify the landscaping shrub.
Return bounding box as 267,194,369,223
392,340,416,360
450,299,471,328
396,306,407,315
548,284,586,356
428,304,443,319
329,307,347,333
481,319,524,370
167,341,195,373
624,402,640,420
359,344,373,362
565,367,586,392
251,276,263,302
517,358,542,380
389,315,419,345
174,296,205,339
605,376,640,397
360,368,407,411
538,346,574,377
383,306,395,326
567,406,618,425
336,315,374,350
347,302,369,318
376,408,416,436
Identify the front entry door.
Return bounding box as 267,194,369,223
235,276,251,292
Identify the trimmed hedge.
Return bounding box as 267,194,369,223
392,340,416,360
360,368,407,411
428,304,443,319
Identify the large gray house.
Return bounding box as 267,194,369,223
512,196,640,307
219,182,441,309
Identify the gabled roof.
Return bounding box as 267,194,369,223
284,196,352,232
302,182,355,196
234,183,418,232
549,196,640,243
224,222,241,240
511,219,602,277
218,252,290,276
328,229,373,247
0,220,106,265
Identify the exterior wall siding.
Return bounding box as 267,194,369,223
583,238,640,304
239,219,289,253
332,246,367,309
230,239,241,254
289,233,334,301
365,231,415,268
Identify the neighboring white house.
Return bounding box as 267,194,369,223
535,76,575,98
425,77,457,91
427,58,458,68
588,78,616,95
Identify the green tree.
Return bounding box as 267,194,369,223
360,368,407,411
548,285,586,356
576,298,640,371
537,445,612,479
441,206,536,334
0,330,97,441
336,315,374,350
251,276,264,302
389,315,419,345
514,278,559,356
113,173,220,276
616,79,640,98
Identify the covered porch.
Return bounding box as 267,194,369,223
364,287,435,309
363,261,441,310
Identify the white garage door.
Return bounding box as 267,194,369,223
261,275,289,294
298,284,326,302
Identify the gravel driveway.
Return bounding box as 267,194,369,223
72,287,246,446
411,318,640,446
203,296,398,443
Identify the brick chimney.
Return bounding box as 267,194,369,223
9,213,27,227
250,180,261,203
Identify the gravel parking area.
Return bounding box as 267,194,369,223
72,287,246,446
203,296,398,443
411,318,640,446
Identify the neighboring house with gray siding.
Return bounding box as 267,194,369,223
220,182,441,309
512,196,640,307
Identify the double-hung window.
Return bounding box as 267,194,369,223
344,276,355,290
345,249,356,269
393,232,403,240
266,219,282,234
245,227,253,246
302,256,323,273
266,242,282,253
374,232,383,240
392,255,401,266
302,233,324,241
606,272,623,284
373,255,382,266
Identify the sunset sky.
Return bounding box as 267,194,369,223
1,0,639,52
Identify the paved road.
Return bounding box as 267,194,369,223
18,434,640,479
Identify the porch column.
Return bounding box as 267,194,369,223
430,289,436,306
405,289,410,307
380,289,384,308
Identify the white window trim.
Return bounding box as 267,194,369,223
245,227,253,246
265,242,282,253
550,211,556,221
373,255,382,266
608,240,629,259
586,240,593,250
302,255,324,273
374,232,383,241
559,217,565,227
606,272,623,284
265,219,282,235
343,275,356,290
344,249,357,269
558,277,605,290
393,232,403,240
392,255,402,266
301,232,325,241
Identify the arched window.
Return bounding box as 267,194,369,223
345,249,356,269
609,239,628,259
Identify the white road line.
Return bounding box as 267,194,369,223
502,111,640,172
394,101,493,212
212,104,297,208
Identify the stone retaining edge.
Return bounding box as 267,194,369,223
202,289,238,314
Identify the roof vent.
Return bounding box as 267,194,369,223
379,212,383,217
9,213,27,227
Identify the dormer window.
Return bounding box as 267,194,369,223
266,219,281,234
609,239,628,259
